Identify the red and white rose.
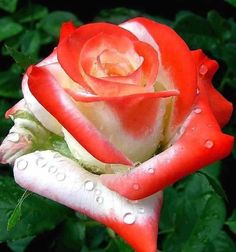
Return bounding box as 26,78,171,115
0,17,233,252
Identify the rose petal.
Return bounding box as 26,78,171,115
101,80,234,199
191,49,233,128
79,33,159,95
27,66,132,166
57,22,139,93
120,17,197,136
5,99,26,118
65,88,178,163
13,150,163,252
59,21,76,43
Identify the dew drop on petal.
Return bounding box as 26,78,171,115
7,132,20,143
147,167,155,174
138,207,145,214
196,88,200,95
132,183,140,191
84,180,95,191
36,157,47,168
56,172,66,181
17,159,28,170
199,64,208,75
48,166,57,174
194,107,202,114
204,140,214,149
96,196,104,204
123,213,136,225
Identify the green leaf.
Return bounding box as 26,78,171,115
53,218,86,252
163,174,226,252
225,0,236,7
0,176,71,241
198,171,228,202
0,70,21,98
173,11,219,52
0,0,18,13
37,11,81,38
5,45,37,70
207,10,231,41
0,17,23,41
7,190,31,231
7,236,35,252
181,195,226,252
20,30,41,56
94,7,142,24
159,187,178,232
212,231,236,252
13,4,48,23
225,209,236,234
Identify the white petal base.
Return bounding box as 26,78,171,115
13,150,162,252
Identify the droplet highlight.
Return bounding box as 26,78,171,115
96,196,104,204
48,166,57,174
123,213,136,225
147,167,155,174
36,157,47,168
17,159,28,170
56,172,66,181
7,132,20,143
132,183,140,191
196,88,200,95
199,64,208,75
204,140,214,149
84,180,95,191
138,207,145,214
194,107,202,114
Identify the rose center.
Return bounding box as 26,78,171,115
98,49,136,77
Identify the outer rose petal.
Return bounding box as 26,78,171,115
120,17,197,135
21,49,62,135
27,66,132,166
13,151,163,252
59,21,76,43
101,55,234,200
191,49,233,128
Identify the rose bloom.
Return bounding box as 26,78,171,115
0,18,233,252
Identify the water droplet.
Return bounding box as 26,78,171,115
193,107,202,114
132,183,140,191
147,167,155,174
204,140,214,149
56,172,66,181
123,213,136,225
95,189,101,196
196,88,200,95
96,196,104,204
48,166,57,174
17,159,28,170
138,207,145,214
84,180,95,191
36,157,47,168
7,132,20,143
199,64,208,75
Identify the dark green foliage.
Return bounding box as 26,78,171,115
0,2,235,252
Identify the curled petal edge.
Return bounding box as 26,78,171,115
101,65,234,199
13,150,162,252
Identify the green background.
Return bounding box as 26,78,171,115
0,0,236,251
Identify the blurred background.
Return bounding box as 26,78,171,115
0,0,235,251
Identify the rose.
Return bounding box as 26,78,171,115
0,17,233,251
